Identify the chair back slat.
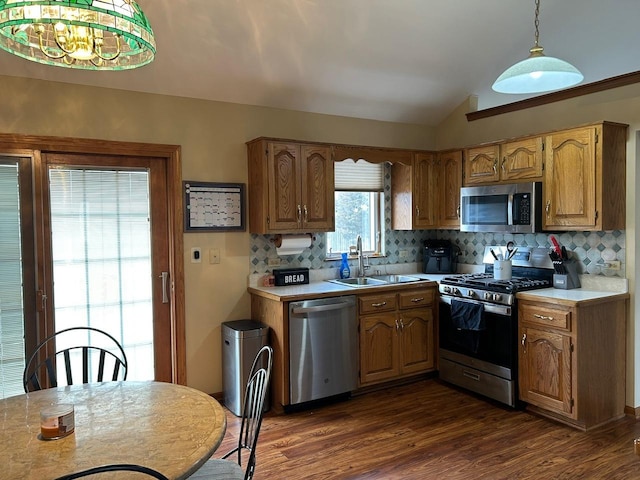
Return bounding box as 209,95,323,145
97,349,106,381
46,356,58,388
63,349,72,385
23,327,128,393
112,361,122,381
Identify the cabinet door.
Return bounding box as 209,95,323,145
360,313,400,385
300,144,334,231
500,137,543,181
399,308,434,374
519,325,574,417
267,143,302,231
438,150,462,228
413,153,438,228
463,144,500,185
543,127,596,229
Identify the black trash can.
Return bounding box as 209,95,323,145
221,320,270,416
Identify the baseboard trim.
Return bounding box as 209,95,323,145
624,405,640,419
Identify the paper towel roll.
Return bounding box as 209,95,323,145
274,234,312,256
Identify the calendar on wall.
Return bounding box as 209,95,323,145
183,181,245,232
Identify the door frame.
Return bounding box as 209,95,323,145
0,133,186,385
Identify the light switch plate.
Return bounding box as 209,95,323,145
209,248,220,264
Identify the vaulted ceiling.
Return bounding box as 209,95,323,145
1,0,638,126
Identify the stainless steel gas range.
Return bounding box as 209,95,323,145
438,246,553,407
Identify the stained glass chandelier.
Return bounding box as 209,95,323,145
0,0,155,70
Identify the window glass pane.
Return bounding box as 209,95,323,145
49,168,154,381
327,191,382,255
0,162,26,399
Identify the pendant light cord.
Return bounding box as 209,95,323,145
533,0,540,48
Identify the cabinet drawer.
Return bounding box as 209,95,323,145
358,293,397,314
520,304,571,331
398,289,435,309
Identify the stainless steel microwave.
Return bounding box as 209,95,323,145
460,182,542,233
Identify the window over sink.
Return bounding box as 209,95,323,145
326,159,384,258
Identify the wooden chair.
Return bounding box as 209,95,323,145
54,464,168,479
190,345,273,480
23,326,128,392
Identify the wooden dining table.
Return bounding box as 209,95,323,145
0,381,227,479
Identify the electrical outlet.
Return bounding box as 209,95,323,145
605,260,621,270
399,249,409,259
267,258,281,266
209,248,220,264
191,247,201,263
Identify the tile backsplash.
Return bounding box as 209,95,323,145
250,229,625,278
250,164,625,278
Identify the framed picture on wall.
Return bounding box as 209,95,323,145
183,181,245,232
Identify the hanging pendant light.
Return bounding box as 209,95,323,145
0,0,155,70
492,0,583,94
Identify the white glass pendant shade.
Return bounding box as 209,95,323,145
493,47,583,94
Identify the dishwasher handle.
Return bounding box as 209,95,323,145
291,300,353,315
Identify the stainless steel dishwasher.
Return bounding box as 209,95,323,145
288,295,357,406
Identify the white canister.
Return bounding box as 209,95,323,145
494,260,512,280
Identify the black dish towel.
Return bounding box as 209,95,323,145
450,299,485,331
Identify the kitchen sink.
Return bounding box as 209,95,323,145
369,274,422,284
328,277,388,287
327,274,422,288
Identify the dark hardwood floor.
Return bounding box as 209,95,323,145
216,379,640,479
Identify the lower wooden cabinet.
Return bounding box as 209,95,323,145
518,294,627,430
359,287,436,386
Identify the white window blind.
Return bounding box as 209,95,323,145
334,159,384,191
0,162,26,399
49,168,155,381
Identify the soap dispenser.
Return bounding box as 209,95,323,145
339,253,351,279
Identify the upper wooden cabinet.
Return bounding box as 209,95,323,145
438,150,463,229
463,144,500,185
464,137,543,186
543,122,627,231
247,139,334,234
392,150,462,230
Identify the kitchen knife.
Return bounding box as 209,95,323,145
550,235,562,256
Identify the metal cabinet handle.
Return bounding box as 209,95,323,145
399,319,404,332
296,205,302,224
159,271,170,304
371,301,387,308
501,157,506,172
395,319,400,331
456,205,460,218
521,333,527,353
493,158,498,175
533,314,554,321
410,297,424,303
416,206,420,217
545,200,551,218
303,204,308,223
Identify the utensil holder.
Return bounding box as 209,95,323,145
553,258,581,290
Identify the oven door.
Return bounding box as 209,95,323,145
439,296,515,371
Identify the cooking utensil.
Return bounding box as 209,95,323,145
506,241,517,260
490,248,499,261
561,246,568,260
550,235,562,256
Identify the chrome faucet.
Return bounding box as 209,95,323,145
356,235,369,277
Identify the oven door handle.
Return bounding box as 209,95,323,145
439,295,512,316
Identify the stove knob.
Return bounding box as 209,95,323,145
493,293,502,302
484,292,492,301
443,286,450,294
452,287,460,296
467,290,476,298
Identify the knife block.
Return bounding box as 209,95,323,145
553,258,581,290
